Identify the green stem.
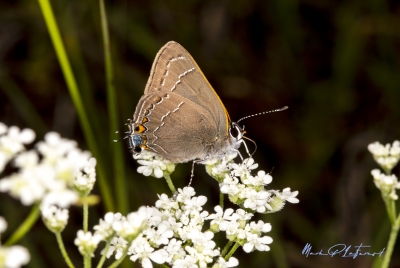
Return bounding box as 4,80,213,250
99,0,127,214
97,240,112,268
83,200,89,232
4,203,40,246
224,242,240,261
56,232,75,268
164,174,176,193
219,192,224,209
108,247,128,268
84,256,91,268
383,196,396,225
36,0,115,212
381,214,400,268
221,241,234,257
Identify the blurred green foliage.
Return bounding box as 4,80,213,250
1,0,400,267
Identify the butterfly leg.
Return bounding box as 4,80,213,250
188,160,199,186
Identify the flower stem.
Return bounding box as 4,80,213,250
224,242,240,261
221,241,234,257
383,195,396,225
36,0,115,212
164,174,176,193
220,192,224,209
97,240,111,268
381,213,400,268
4,203,40,246
84,256,91,268
56,232,75,268
83,200,89,232
108,247,128,268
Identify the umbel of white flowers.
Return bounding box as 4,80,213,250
135,151,299,214
0,123,97,209
0,216,31,268
369,141,400,200
75,186,275,267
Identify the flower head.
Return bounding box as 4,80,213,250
368,141,400,172
134,151,176,178
41,205,69,233
74,230,102,257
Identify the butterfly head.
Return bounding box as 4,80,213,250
125,119,148,155
229,122,245,142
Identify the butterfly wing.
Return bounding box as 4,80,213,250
134,91,219,162
143,41,230,138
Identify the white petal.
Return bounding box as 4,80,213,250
259,236,273,244
227,257,239,267
243,243,254,253
142,257,153,268
154,168,163,178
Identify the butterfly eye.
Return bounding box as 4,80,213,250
133,147,142,153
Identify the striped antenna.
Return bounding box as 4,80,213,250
236,106,288,123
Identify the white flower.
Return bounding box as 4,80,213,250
41,188,78,209
172,255,198,268
368,142,390,157
230,158,258,179
144,223,173,246
219,175,240,196
243,233,273,253
280,188,299,203
74,230,102,257
164,238,186,262
212,257,239,268
113,207,149,242
0,125,35,173
102,236,128,259
242,189,270,213
14,151,39,169
74,157,97,195
94,212,123,240
41,205,69,233
176,187,196,203
129,236,166,267
246,221,272,235
155,194,179,211
0,130,94,208
182,196,207,212
251,170,272,186
135,151,175,178
207,206,235,232
368,141,400,171
0,216,7,234
0,245,30,268
371,169,400,200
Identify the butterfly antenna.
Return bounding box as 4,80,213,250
237,106,288,123
243,136,257,157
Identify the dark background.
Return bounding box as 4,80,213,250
1,0,400,267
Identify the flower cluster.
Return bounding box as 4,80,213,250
0,123,35,173
41,205,69,233
0,127,97,209
133,151,176,179
371,169,400,200
0,216,30,268
207,206,273,252
369,141,400,200
368,141,400,173
86,188,238,267
206,156,299,213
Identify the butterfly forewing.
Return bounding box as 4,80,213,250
143,41,230,136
